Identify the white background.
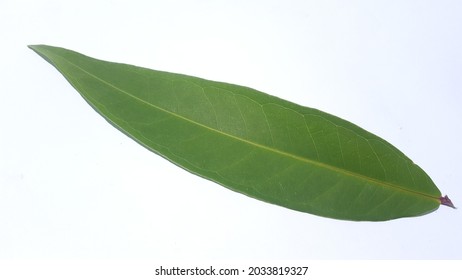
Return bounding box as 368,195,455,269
1,0,461,267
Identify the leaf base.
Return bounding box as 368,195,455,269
440,195,456,209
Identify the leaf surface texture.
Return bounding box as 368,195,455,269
29,45,445,221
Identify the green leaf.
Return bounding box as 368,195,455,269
29,45,453,221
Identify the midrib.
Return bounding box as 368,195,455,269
56,52,439,203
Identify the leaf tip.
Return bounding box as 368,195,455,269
440,195,456,209
28,44,49,53
28,44,40,50
28,45,43,56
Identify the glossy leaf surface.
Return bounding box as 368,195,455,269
29,45,449,221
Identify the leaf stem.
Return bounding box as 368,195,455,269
440,195,456,209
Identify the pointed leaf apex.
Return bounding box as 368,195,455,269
440,195,456,209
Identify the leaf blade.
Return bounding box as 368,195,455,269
29,44,444,221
